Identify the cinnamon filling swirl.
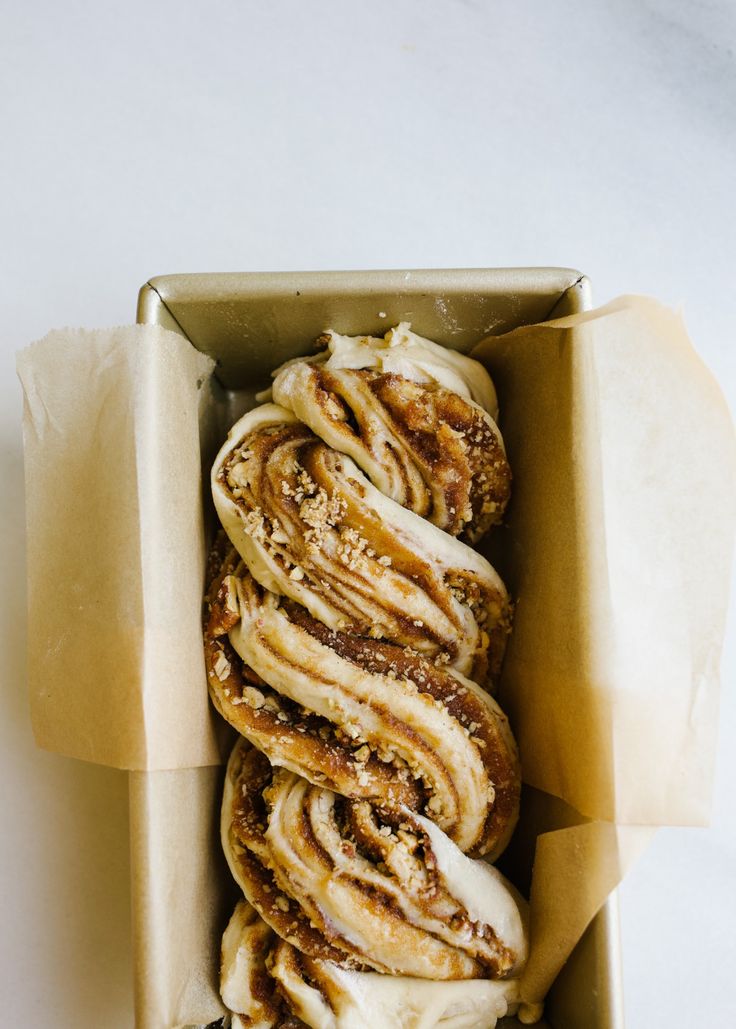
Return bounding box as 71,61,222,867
205,535,519,859
222,899,521,1029
212,407,510,684
222,739,527,982
273,363,511,543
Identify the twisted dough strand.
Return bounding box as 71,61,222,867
221,898,521,1029
206,537,518,858
222,740,526,981
272,359,510,543
212,404,510,684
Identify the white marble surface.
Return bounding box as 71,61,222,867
1,1,734,1025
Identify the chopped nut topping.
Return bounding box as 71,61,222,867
242,687,265,709
212,651,231,681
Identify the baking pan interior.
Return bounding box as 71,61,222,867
136,267,622,1029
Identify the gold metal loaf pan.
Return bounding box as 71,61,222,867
136,268,623,1029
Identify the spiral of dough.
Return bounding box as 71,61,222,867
205,536,518,859
221,898,521,1029
211,404,510,684
271,334,511,543
222,740,527,981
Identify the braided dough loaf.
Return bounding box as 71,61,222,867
206,324,527,1027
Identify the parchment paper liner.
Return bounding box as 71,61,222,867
18,298,735,1025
